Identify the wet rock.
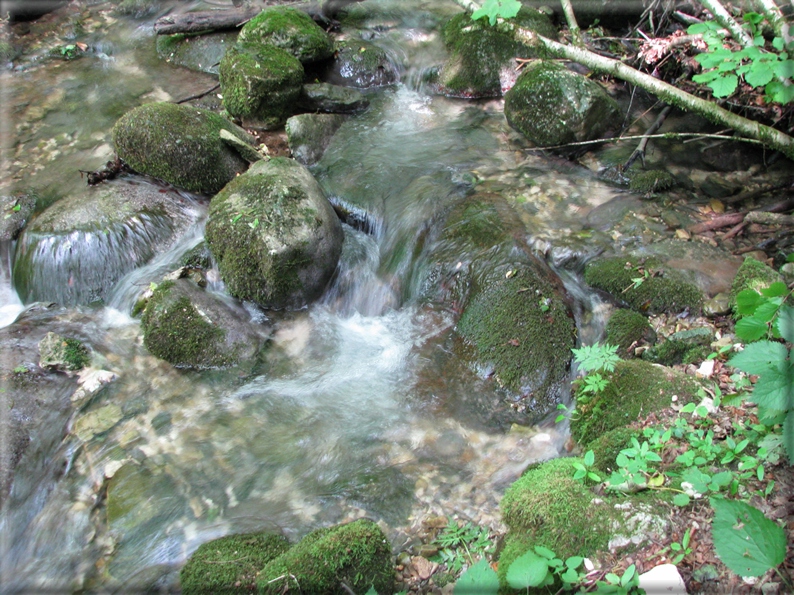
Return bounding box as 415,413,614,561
299,82,369,113
436,9,556,98
219,42,304,130
112,0,160,18
780,262,794,284
504,61,619,149
39,332,91,372
605,308,656,358
699,174,741,198
180,532,290,595
324,39,399,88
112,102,256,194
155,31,237,75
703,292,731,317
258,519,393,595
628,169,675,196
73,404,122,442
0,192,36,241
12,179,197,306
286,113,347,166
238,6,333,64
205,157,343,310
141,277,265,369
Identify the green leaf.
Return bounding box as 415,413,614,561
454,559,499,595
710,497,786,577
533,545,556,559
565,556,584,569
775,305,794,343
766,80,794,104
506,550,549,589
759,282,788,298
785,410,794,465
773,36,785,51
584,450,595,466
709,73,739,97
729,341,788,376
771,59,794,79
751,359,794,410
735,289,764,315
673,493,691,507
364,588,378,595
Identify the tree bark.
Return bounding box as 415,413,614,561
154,7,260,35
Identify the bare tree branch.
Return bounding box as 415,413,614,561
698,0,754,46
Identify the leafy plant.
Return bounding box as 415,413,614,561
572,450,602,484
453,558,499,595
431,522,494,574
471,0,521,26
607,437,663,491
571,342,620,401
688,14,794,103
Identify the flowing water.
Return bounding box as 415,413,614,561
0,1,631,591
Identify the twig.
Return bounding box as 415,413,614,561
723,180,792,205
560,0,582,47
623,104,673,171
340,582,356,595
722,220,748,239
175,84,221,105
523,131,766,152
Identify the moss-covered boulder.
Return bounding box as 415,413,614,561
156,31,237,76
180,532,290,595
286,113,347,166
587,426,637,473
504,60,619,148
13,179,196,306
257,519,393,595
642,327,713,366
324,40,399,88
205,157,343,310
605,308,656,358
730,256,783,311
628,169,676,196
498,457,668,590
299,83,369,113
112,103,255,194
238,6,333,64
584,255,703,315
219,42,304,130
571,359,701,447
141,277,264,369
437,9,557,98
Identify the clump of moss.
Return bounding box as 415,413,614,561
439,9,556,97
584,256,703,315
586,426,637,473
605,308,656,357
219,42,304,129
257,519,393,595
180,243,213,269
628,169,676,195
571,359,701,447
642,339,710,366
238,6,333,64
180,532,290,595
38,332,91,372
730,256,783,312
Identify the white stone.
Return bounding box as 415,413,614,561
638,564,687,594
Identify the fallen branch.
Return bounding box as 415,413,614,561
522,131,767,152
623,104,672,171
699,0,754,46
175,83,221,104
154,7,259,35
688,198,794,232
744,211,794,225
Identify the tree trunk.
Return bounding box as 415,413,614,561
154,7,261,35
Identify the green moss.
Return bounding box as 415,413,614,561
570,359,701,447
62,338,91,370
39,333,91,371
180,532,290,595
628,169,676,195
642,339,711,366
180,242,213,269
112,103,251,194
238,7,333,64
730,257,783,312
141,281,229,367
219,43,304,129
457,264,575,399
442,197,509,249
605,308,655,358
439,9,555,97
587,427,637,473
257,519,393,595
584,256,703,315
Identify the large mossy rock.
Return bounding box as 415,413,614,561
571,359,701,447
323,40,399,88
257,519,394,595
140,277,265,369
238,6,333,64
437,9,557,98
13,179,196,306
605,308,656,358
180,531,290,595
112,103,255,194
156,31,238,76
205,157,343,310
219,42,304,130
286,113,347,166
504,60,619,147
584,255,703,315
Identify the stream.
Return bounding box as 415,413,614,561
0,0,647,591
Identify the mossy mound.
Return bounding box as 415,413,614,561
584,256,703,315
324,40,399,88
141,278,263,368
730,256,783,312
605,308,656,358
38,332,90,372
504,60,619,148
205,157,343,310
642,340,710,366
438,9,556,98
219,42,304,130
571,359,701,447
257,519,394,595
238,6,333,64
628,169,676,195
112,103,254,194
180,532,290,595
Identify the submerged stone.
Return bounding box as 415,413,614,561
156,31,238,76
141,277,265,369
12,179,197,306
504,60,619,149
112,102,256,194
324,39,399,88
286,113,347,166
205,157,343,310
219,42,304,130
238,6,333,64
298,82,369,113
